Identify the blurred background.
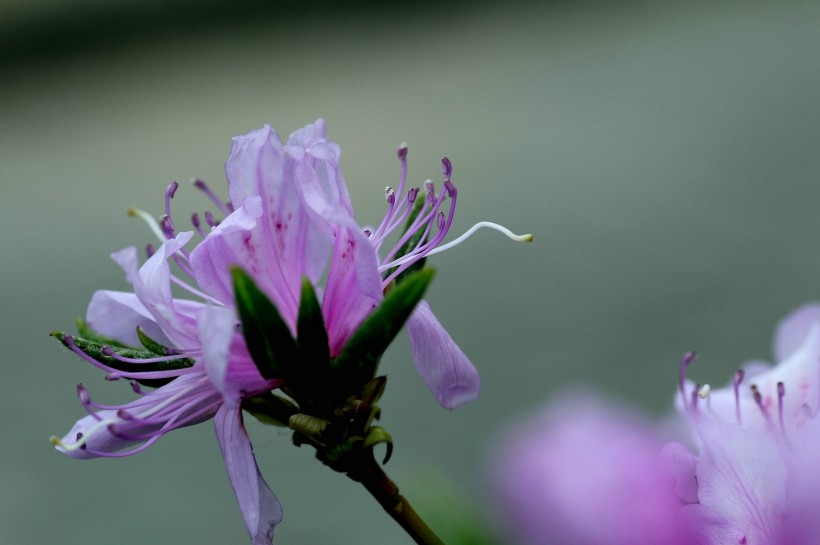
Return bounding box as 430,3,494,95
3,0,820,543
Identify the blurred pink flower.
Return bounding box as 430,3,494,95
492,304,820,545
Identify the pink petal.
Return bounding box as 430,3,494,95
695,422,787,544
86,290,170,347
774,302,820,362
214,405,282,545
406,301,479,409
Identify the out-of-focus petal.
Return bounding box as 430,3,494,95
406,301,479,409
491,394,695,545
215,405,282,545
774,302,820,362
659,441,699,505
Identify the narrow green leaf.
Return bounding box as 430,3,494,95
75,318,130,348
50,330,194,387
363,426,394,464
232,267,299,380
296,277,331,375
136,326,168,355
332,268,435,385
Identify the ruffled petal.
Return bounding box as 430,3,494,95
406,301,479,409
214,405,282,545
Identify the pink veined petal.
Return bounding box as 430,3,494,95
217,126,333,327
695,422,787,544
86,290,171,347
681,504,746,545
322,225,382,356
214,405,282,545
774,302,820,362
406,301,479,409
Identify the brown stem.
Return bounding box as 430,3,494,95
347,449,445,545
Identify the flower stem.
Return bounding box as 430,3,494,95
347,449,445,545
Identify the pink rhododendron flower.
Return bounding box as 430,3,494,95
492,304,820,545
53,120,530,544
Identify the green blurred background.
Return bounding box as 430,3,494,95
3,1,820,543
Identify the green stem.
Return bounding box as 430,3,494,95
347,449,445,545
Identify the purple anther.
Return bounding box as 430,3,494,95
77,384,90,403
441,157,453,181
116,409,134,421
437,211,446,229
76,432,83,441
160,215,175,239
363,229,372,237
385,187,395,203
777,382,786,434
444,180,456,198
102,346,115,358
407,187,418,203
204,211,219,228
691,383,701,409
129,380,143,394
397,143,408,160
751,384,770,421
733,369,745,425
165,181,179,219
425,180,435,199
145,244,155,258
191,213,206,238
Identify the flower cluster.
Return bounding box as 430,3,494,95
492,304,820,545
52,120,530,544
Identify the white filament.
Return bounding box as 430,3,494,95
128,207,166,243
425,221,533,258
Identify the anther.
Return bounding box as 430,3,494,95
441,157,453,181
407,187,418,203
385,187,395,203
679,352,696,411
160,215,175,239
397,143,408,160
777,382,786,435
698,384,711,399
363,229,372,237
204,211,219,228
425,180,435,199
145,244,155,258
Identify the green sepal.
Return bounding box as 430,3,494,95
75,318,129,348
232,267,298,381
50,331,194,387
390,195,428,285
363,426,394,464
242,392,298,427
289,413,331,438
296,277,331,377
331,268,435,386
136,326,168,355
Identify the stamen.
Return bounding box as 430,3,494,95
751,384,771,422
422,221,533,258
128,207,166,243
733,369,744,425
777,382,786,436
385,186,395,204
678,352,696,411
191,213,207,238
441,157,453,182
397,142,408,161
165,181,178,219
160,215,175,239
691,383,701,409
192,178,231,215
698,384,711,399
204,211,220,229
145,244,155,259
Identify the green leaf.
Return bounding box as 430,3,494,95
75,318,130,348
232,267,299,380
296,277,331,376
363,426,394,464
50,331,194,387
136,326,168,355
242,392,299,427
331,268,435,386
